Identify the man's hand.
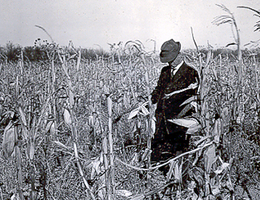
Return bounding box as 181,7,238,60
188,82,198,90
164,92,173,100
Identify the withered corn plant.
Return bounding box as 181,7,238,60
212,4,243,124
0,47,54,199
1,14,260,200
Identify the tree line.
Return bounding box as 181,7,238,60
1,41,260,63
0,41,109,62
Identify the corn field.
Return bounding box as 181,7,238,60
0,5,260,200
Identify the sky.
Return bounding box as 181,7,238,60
0,0,260,51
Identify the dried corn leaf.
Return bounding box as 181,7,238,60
2,121,15,159
46,121,53,133
107,96,112,116
15,146,21,168
221,107,229,121
91,158,101,179
89,116,94,126
64,108,72,126
151,117,156,134
145,71,149,84
214,162,230,174
53,141,69,149
140,105,149,116
186,121,201,135
236,111,245,124
226,175,234,192
28,140,35,160
130,194,145,200
19,107,27,127
69,90,74,107
180,95,197,107
167,160,176,181
49,122,55,135
168,118,199,128
128,108,139,119
174,160,183,183
123,93,128,108
206,50,212,66
212,118,223,144
204,144,216,173
141,148,151,161
194,136,210,147
103,84,109,95
212,186,221,196
116,189,132,197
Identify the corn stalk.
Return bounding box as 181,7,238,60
107,95,115,199
212,4,243,123
51,59,57,138
58,53,96,200
144,64,153,187
190,25,235,199
14,123,25,200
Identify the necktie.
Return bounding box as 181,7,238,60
171,67,177,77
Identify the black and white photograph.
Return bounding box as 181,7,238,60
0,0,260,199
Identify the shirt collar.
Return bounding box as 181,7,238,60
172,60,184,75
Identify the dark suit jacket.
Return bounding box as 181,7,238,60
151,62,199,122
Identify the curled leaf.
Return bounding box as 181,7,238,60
128,108,139,120
226,42,236,47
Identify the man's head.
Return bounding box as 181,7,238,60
159,39,181,63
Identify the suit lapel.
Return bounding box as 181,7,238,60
164,63,184,94
171,63,187,89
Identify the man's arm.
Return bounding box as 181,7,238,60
163,82,198,99
163,66,199,103
151,67,169,104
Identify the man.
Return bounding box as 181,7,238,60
151,39,199,174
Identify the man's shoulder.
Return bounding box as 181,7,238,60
182,62,199,75
161,65,171,72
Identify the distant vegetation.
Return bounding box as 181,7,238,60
1,39,260,63
0,40,110,62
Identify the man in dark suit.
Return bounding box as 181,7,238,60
151,39,199,174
